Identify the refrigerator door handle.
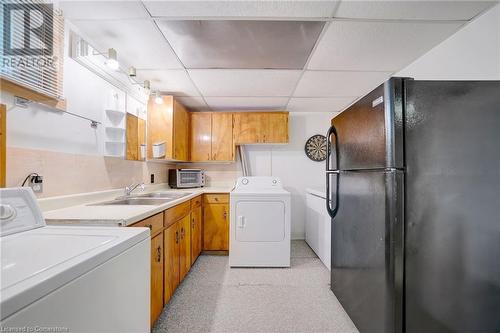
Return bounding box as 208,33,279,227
326,171,340,219
326,124,339,172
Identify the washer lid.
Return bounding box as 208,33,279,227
0,187,45,237
0,226,149,320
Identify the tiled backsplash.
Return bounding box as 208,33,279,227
7,147,172,198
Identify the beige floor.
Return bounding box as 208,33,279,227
153,241,358,333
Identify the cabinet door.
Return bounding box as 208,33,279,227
173,99,189,161
203,203,229,251
179,215,191,280
147,96,174,159
233,113,265,144
190,112,212,162
126,113,139,160
265,113,289,143
211,113,234,161
191,205,202,263
164,223,179,305
150,233,164,325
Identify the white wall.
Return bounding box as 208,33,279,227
397,4,500,80
245,112,334,239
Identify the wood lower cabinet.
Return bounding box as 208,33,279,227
150,233,164,325
129,213,164,326
203,194,229,251
178,215,191,281
164,222,180,305
190,197,202,263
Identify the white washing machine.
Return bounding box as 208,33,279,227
0,188,150,332
230,177,291,267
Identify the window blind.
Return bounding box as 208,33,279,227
0,1,64,99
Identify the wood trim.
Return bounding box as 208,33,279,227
0,78,66,111
0,104,5,187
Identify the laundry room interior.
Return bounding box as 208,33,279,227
1,1,499,333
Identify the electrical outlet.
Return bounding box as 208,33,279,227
29,175,43,193
150,174,155,184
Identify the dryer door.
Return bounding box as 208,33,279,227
235,200,285,242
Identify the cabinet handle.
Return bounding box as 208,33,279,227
214,197,219,202
175,231,179,244
156,245,161,262
146,224,152,230
191,218,195,228
223,211,227,219
180,227,185,239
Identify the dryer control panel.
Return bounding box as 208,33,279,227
234,177,283,190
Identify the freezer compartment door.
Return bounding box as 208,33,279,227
405,80,500,333
329,78,404,170
331,170,403,333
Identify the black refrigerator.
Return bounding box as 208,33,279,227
326,78,500,333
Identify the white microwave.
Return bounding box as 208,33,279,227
168,169,205,188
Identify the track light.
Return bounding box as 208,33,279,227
154,91,163,105
105,48,119,70
128,66,136,77
143,80,151,95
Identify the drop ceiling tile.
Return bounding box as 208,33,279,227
156,20,324,69
308,20,464,71
287,97,356,113
70,20,182,69
205,97,289,111
58,1,149,19
188,69,302,97
136,70,200,97
294,71,391,97
176,97,210,111
334,1,496,21
144,1,339,18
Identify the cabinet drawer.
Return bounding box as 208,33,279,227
191,195,202,208
204,194,229,204
131,213,163,236
165,201,191,228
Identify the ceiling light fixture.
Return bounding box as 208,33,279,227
143,80,151,95
128,66,136,77
105,48,119,70
154,91,163,105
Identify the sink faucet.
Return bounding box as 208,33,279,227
124,182,145,196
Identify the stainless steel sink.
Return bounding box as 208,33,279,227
89,198,171,206
88,192,192,206
137,192,191,199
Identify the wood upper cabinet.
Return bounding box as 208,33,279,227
189,112,234,162
203,194,229,251
233,112,289,144
178,215,191,281
190,112,212,162
211,113,234,161
233,112,265,144
147,96,189,161
173,100,189,161
164,222,180,305
190,197,202,264
266,113,289,143
150,233,164,325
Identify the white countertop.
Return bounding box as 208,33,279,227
43,185,233,227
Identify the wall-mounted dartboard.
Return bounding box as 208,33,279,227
304,134,327,162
